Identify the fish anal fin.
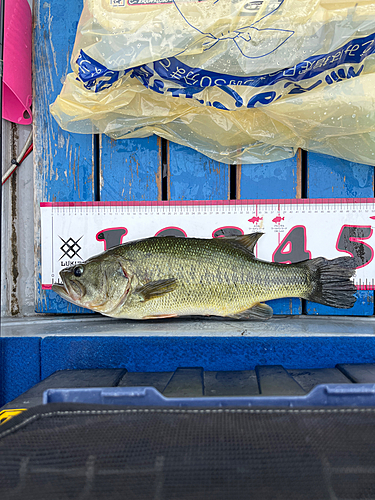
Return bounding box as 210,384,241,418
135,278,178,302
228,302,273,320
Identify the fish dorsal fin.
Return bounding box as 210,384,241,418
223,233,264,255
135,278,178,302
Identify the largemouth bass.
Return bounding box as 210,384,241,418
52,233,357,320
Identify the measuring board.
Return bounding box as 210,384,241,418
41,198,375,290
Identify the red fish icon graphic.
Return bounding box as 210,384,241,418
248,216,263,224
272,216,285,224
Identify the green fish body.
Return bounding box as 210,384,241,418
52,233,356,320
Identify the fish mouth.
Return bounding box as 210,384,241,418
52,276,85,303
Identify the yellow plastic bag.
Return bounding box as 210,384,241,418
51,0,375,165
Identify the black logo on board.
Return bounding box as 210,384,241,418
59,236,83,260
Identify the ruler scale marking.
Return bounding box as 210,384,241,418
41,199,375,292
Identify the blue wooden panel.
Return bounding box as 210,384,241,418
34,0,95,314
307,153,374,199
239,154,302,315
169,143,229,200
0,338,41,407
306,152,374,316
100,136,161,201
41,336,375,379
238,157,300,200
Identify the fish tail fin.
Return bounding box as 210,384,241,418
301,256,357,309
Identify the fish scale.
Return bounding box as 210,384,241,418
52,234,357,320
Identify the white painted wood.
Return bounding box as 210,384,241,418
1,120,34,316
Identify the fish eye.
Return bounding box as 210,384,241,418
73,265,84,277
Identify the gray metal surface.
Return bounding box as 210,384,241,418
3,314,375,337
256,365,305,396
204,370,259,396
337,364,375,383
117,371,173,393
163,368,204,397
288,368,352,392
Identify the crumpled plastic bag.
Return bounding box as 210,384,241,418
50,0,375,166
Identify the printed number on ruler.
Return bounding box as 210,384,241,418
96,223,373,266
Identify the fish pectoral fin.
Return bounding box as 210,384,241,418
135,278,178,302
229,302,273,320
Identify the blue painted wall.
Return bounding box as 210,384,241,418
40,336,375,379
101,136,161,202
239,157,300,200
0,338,41,407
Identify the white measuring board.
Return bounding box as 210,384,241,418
40,198,375,290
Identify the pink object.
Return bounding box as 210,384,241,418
2,0,32,125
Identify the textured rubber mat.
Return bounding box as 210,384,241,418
1,403,375,499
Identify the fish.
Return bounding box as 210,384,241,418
248,216,263,224
52,233,357,320
272,216,285,224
